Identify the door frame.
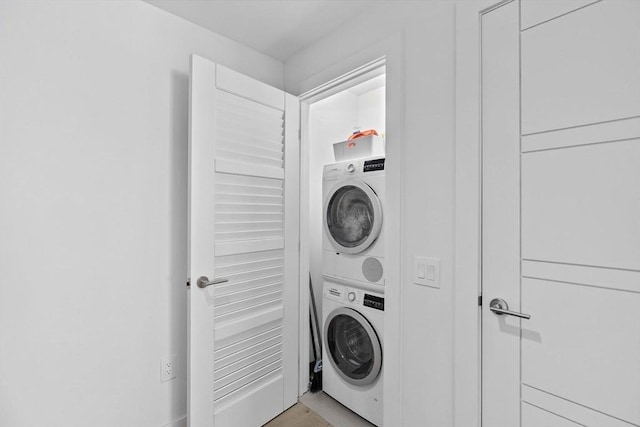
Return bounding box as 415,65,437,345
454,1,513,426
297,56,386,395
295,32,405,426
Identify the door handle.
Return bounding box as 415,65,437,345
489,298,531,319
196,276,228,288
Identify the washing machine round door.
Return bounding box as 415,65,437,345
324,180,383,254
324,307,382,386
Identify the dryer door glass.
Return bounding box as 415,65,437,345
326,185,377,251
325,310,382,386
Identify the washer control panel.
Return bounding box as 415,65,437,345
324,282,384,311
343,287,363,304
325,284,362,304
363,294,385,311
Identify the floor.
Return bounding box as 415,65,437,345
264,402,330,427
265,391,375,427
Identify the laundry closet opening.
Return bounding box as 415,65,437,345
299,62,386,425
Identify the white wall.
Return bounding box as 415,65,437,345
357,86,386,137
0,2,282,426
286,2,456,426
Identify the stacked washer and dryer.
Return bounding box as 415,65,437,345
321,155,386,426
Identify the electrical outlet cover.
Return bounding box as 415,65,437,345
161,354,177,382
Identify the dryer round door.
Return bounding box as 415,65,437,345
324,180,383,254
324,307,382,386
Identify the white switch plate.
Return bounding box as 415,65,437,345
413,256,440,288
161,354,177,382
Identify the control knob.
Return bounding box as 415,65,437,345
347,291,356,302
347,163,355,173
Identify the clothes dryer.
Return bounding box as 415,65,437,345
322,157,385,287
322,280,384,426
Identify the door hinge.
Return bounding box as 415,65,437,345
478,295,482,307
186,278,191,288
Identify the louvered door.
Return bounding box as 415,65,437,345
188,55,299,427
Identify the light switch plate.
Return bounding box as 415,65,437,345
413,256,440,288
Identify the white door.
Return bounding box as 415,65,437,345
188,55,300,427
482,1,640,426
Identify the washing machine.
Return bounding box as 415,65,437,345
322,156,385,287
322,280,384,426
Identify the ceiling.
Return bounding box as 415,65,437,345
144,0,381,62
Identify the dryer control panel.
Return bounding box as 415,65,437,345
363,158,385,173
323,156,386,180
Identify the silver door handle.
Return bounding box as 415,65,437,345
197,276,228,288
489,298,531,319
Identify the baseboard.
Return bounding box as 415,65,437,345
161,415,187,427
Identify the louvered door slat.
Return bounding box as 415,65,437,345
214,251,283,273
217,221,283,233
213,360,282,403
219,265,283,282
217,128,284,152
214,283,283,306
216,230,284,242
215,202,282,213
216,115,284,139
217,183,282,197
215,276,283,297
216,98,284,121
220,141,284,160
216,206,282,216
217,148,284,169
215,172,283,189
215,290,283,315
216,212,283,222
215,335,282,369
217,124,284,144
217,193,283,205
214,305,283,340
215,89,284,119
216,140,284,161
211,82,289,416
214,352,282,391
214,324,282,360
215,238,284,257
215,158,284,180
